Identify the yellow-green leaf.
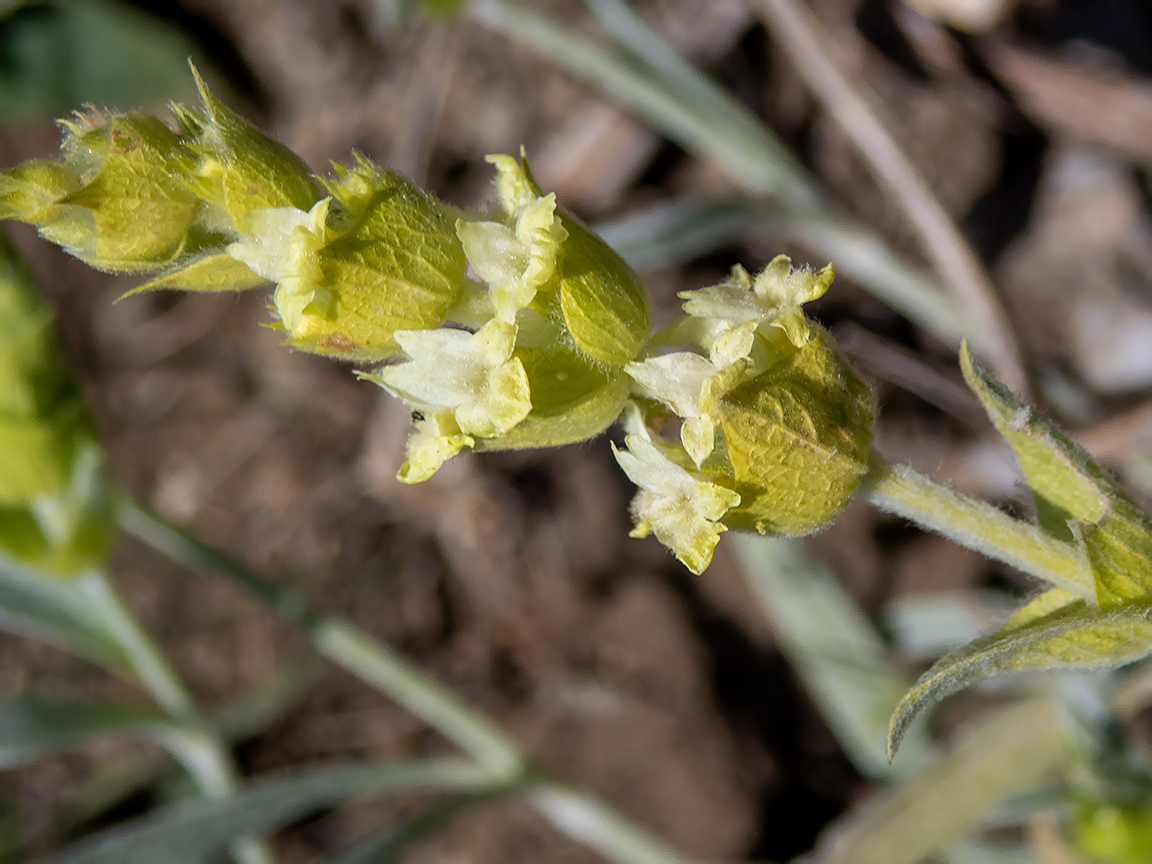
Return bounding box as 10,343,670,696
53,112,199,271
121,253,266,297
474,349,630,450
0,159,78,224
281,161,465,360
888,599,1152,758
961,342,1152,605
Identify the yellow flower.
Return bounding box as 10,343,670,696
612,412,740,575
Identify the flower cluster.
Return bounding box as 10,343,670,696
363,151,651,480
0,69,877,575
616,257,873,573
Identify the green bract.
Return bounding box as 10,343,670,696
173,65,320,234
0,236,113,577
718,326,874,534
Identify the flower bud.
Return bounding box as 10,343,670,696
1,110,200,272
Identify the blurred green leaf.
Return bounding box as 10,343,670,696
884,591,1015,662
0,562,128,670
593,198,767,272
58,657,320,832
735,534,930,777
0,696,169,769
821,700,1069,864
370,0,466,30
42,760,495,864
318,792,507,864
0,1,198,124
0,228,114,577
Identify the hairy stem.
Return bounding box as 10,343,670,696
77,573,275,864
119,498,698,864
859,452,1094,599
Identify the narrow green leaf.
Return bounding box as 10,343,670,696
57,658,319,832
888,600,1152,759
825,701,1068,864
41,760,494,864
592,197,767,271
961,342,1152,604
0,696,168,769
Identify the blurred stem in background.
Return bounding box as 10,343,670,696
466,0,1025,391
119,498,702,864
122,490,1078,864
72,573,275,864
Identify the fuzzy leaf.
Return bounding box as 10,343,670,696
961,343,1152,605
53,112,199,272
888,599,1152,759
180,64,319,232
279,161,465,360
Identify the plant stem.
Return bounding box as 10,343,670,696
859,452,1095,599
77,572,275,864
119,498,698,864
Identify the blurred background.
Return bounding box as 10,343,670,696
2,0,1152,860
